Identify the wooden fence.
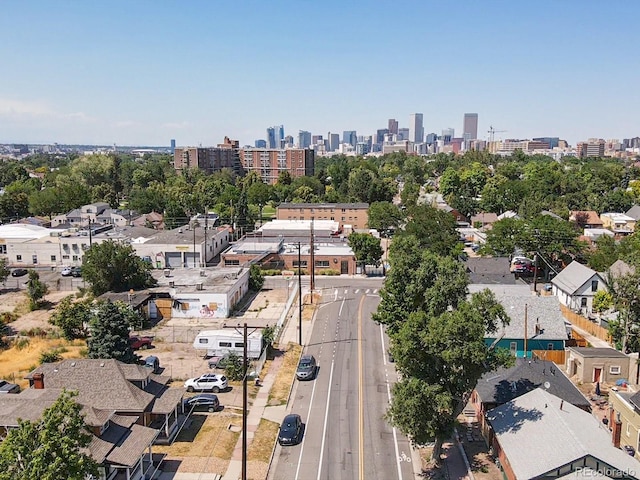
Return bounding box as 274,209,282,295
560,304,612,344
532,349,566,365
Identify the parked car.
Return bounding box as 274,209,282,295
143,355,160,373
129,336,153,350
278,413,303,446
0,380,20,394
70,266,82,277
208,354,233,370
183,394,220,412
11,268,28,277
184,373,228,393
60,266,72,276
296,354,317,380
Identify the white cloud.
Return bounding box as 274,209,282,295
0,98,52,116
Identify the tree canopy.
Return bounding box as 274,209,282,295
348,232,383,270
87,302,138,364
0,390,98,480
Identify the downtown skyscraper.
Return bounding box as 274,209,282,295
409,113,424,144
463,113,479,140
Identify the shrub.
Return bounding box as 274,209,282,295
40,349,63,364
21,327,48,338
14,337,30,350
316,269,340,276
0,312,18,324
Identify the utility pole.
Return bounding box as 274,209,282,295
298,242,302,346
533,254,538,293
310,218,315,303
204,207,208,268
524,304,528,359
192,220,197,268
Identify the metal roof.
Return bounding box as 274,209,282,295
551,261,604,295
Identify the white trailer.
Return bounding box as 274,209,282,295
193,329,263,359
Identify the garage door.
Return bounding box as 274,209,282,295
185,253,199,268
165,252,182,268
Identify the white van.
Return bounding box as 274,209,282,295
193,329,263,359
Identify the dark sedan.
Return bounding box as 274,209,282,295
11,268,28,277
278,413,303,446
183,394,220,412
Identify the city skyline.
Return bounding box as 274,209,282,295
1,1,639,147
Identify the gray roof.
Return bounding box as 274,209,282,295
567,347,628,359
485,293,569,341
487,388,640,479
608,259,636,280
88,414,158,467
626,205,640,221
552,261,604,295
476,358,590,408
465,257,515,285
143,224,208,244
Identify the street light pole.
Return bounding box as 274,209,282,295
242,322,248,480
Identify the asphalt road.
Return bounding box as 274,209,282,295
270,277,414,480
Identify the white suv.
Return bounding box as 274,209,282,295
184,373,228,393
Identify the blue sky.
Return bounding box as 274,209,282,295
0,1,637,147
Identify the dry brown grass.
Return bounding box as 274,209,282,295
155,412,240,458
0,338,86,387
11,296,31,317
248,418,279,463
267,342,301,406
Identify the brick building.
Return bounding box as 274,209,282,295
238,148,314,184
276,203,369,230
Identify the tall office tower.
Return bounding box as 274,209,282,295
278,125,285,144
298,130,312,148
328,133,340,152
426,133,438,144
388,119,398,135
441,128,454,144
343,130,357,147
284,135,294,148
398,128,410,140
266,127,277,148
255,139,267,148
312,135,324,145
170,139,176,154
376,129,389,145
463,113,478,140
409,113,424,143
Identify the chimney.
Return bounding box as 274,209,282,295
33,372,44,389
612,412,622,448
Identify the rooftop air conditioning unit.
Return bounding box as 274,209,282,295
196,282,203,291
169,281,175,288
199,269,206,277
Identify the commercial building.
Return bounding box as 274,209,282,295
463,113,478,140
409,113,424,144
276,203,369,230
298,130,311,149
577,139,606,158
327,133,340,152
343,130,357,147
388,118,398,135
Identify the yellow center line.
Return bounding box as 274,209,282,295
358,295,365,480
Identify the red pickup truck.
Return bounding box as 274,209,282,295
129,336,153,350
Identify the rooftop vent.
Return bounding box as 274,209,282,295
196,282,203,291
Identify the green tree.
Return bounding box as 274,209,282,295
247,181,272,226
0,390,98,480
0,258,9,284
587,235,619,271
249,264,265,291
87,302,138,363
402,205,460,257
26,270,48,311
367,201,404,232
348,232,383,271
592,290,613,314
607,271,640,354
49,295,93,340
82,240,156,296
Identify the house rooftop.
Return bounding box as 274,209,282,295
551,261,602,296
153,266,247,293
567,347,628,359
487,388,639,479
476,358,590,408
464,257,515,285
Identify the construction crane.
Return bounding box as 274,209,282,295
488,125,507,143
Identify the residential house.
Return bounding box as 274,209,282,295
96,208,140,227
480,290,570,358
582,228,615,242
276,202,369,230
626,205,640,222
486,388,639,480
132,211,165,230
601,212,636,235
551,260,608,315
471,358,591,435
609,389,640,460
51,202,110,227
569,210,604,229
470,212,499,229
566,347,631,385
97,290,171,324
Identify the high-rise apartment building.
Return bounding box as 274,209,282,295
298,131,312,149
409,113,424,144
173,137,239,175
463,113,478,140
388,119,398,135
239,148,315,185
343,131,357,147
